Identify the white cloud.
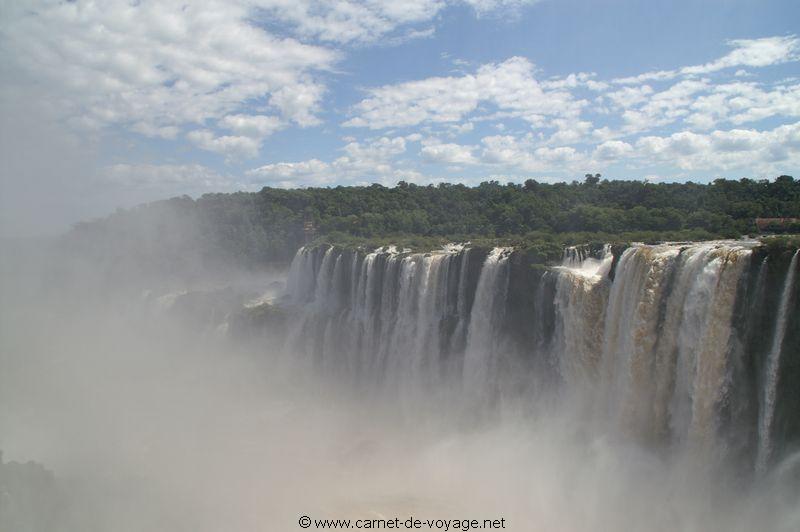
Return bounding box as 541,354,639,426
604,76,800,135
546,119,594,145
246,159,332,187
464,0,542,16
480,134,587,172
604,85,655,108
634,122,800,172
690,81,800,128
541,72,608,91
219,114,285,138
426,122,800,177
187,130,262,160
613,36,799,85
618,79,710,134
480,135,527,165
231,115,800,189
593,140,634,161
257,1,542,44
255,0,446,44
421,142,478,164
247,136,412,186
612,69,682,86
130,123,181,140
344,73,481,129
268,83,327,127
601,64,800,138
345,57,584,129
446,122,476,136
343,35,800,147
343,136,407,161
681,36,800,75
0,0,336,154
102,164,234,189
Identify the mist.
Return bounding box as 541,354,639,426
1,228,798,532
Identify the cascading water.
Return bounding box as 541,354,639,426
283,245,476,393
278,240,800,472
462,247,511,399
757,249,799,473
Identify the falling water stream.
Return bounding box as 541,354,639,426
281,241,800,471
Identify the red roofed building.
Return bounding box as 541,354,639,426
755,218,800,232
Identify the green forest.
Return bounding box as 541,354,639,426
70,175,800,268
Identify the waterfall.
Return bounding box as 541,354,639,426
550,243,753,452
278,241,799,470
462,247,511,397
684,247,750,455
553,260,608,388
757,249,799,472
596,245,678,440
282,245,472,391
451,247,472,354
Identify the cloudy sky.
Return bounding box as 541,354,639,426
1,0,799,235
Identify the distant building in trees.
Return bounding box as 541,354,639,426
755,218,800,233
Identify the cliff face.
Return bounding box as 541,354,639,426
273,241,800,474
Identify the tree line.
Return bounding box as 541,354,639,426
69,175,800,268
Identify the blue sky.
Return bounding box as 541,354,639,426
1,0,799,235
